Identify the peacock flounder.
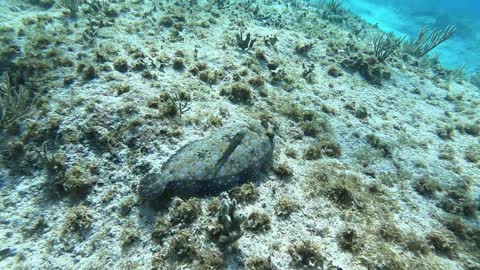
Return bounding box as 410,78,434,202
138,122,274,199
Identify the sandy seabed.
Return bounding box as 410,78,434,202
0,0,479,269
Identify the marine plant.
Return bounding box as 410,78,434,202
198,69,219,85
304,136,342,160
236,31,256,51
465,144,480,163
36,143,66,184
57,0,83,16
361,243,407,270
214,0,228,8
344,102,368,119
301,63,315,82
120,223,141,247
170,197,202,225
246,256,274,270
159,15,174,27
196,249,224,269
324,177,361,208
229,183,259,203
119,196,137,216
62,165,96,196
0,72,31,130
77,62,97,81
243,211,271,232
324,0,343,13
443,216,467,239
402,233,430,255
378,221,403,243
81,0,115,43
0,26,20,73
159,91,191,118
288,240,325,269
327,65,343,77
373,32,405,62
366,134,391,158
471,72,480,89
274,197,300,217
306,162,367,210
113,58,129,73
456,121,480,137
404,25,456,57
295,42,315,55
222,82,253,104
439,189,477,217
436,125,454,140
336,228,362,253
341,53,391,85
272,162,293,178
62,204,93,235
167,229,199,261
172,57,185,71
151,218,170,243
412,175,441,197
83,0,116,18
300,113,331,137
427,229,458,258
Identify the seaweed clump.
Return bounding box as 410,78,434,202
61,165,97,196
341,53,391,85
438,189,477,218
220,82,253,104
243,211,271,232
336,228,362,253
299,112,331,138
37,144,97,197
167,229,200,262
170,197,202,225
402,233,430,255
288,241,325,269
120,223,141,247
229,183,259,204
272,162,294,178
413,175,441,197
151,218,170,244
306,162,365,210
246,256,274,270
304,137,342,160
274,197,301,217
360,243,407,270
153,226,225,268
62,205,93,235
427,230,458,259
365,134,392,158
465,144,480,163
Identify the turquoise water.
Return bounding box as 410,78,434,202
343,0,480,74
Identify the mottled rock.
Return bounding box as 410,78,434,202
139,122,274,199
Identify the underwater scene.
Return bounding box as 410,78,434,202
0,0,479,269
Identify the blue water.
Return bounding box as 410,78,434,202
341,0,480,75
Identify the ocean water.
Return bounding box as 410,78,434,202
0,0,479,269
343,0,480,74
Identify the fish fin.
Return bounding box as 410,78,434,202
206,130,246,180
138,173,168,200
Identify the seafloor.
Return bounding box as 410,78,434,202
0,0,479,269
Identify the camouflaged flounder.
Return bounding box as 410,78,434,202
139,122,274,199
